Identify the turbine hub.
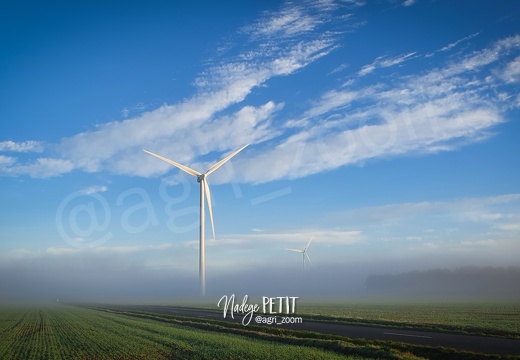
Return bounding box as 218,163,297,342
197,174,205,183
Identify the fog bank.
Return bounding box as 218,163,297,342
365,266,520,299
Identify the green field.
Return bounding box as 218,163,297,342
1,304,519,360
169,297,520,339
0,306,381,360
294,300,520,339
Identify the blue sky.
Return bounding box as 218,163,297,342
1,0,519,299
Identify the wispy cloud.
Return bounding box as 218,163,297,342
327,194,520,250
81,185,108,195
0,140,43,153
495,223,520,231
501,55,520,83
181,229,363,250
0,1,343,180
0,155,15,166
250,6,318,37
237,229,363,245
439,32,481,52
358,52,416,76
1,4,519,187
0,243,176,264
45,243,173,256
232,35,520,184
1,158,74,178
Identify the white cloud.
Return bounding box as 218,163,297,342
244,0,353,40
3,158,74,178
358,64,376,77
364,194,520,220
320,194,520,257
252,7,317,37
82,185,108,195
0,244,176,261
379,52,416,67
495,223,520,231
301,88,362,119
262,229,363,245
444,35,520,77
236,96,502,184
183,238,248,249
1,4,518,188
0,2,341,181
402,0,416,7
439,32,480,52
358,52,416,76
424,242,439,249
501,55,520,83
232,35,519,184
182,228,363,250
0,155,15,165
460,239,497,247
0,140,43,153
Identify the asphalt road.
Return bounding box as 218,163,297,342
98,304,520,356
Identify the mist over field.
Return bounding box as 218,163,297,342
2,247,519,304
366,267,520,299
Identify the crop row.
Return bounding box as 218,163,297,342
294,301,520,338
0,306,362,360
92,306,520,360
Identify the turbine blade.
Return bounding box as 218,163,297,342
304,234,314,251
285,249,304,253
205,144,249,176
204,179,216,242
143,150,201,177
305,252,313,267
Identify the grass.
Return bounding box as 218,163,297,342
87,304,520,360
293,299,520,339
158,297,520,339
0,306,374,360
2,303,518,360
166,298,520,339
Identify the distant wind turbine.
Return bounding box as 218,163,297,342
286,234,314,270
143,144,248,296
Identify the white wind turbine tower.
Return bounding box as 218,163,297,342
143,144,248,296
286,234,314,270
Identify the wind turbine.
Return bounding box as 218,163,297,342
143,144,248,296
286,234,314,270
